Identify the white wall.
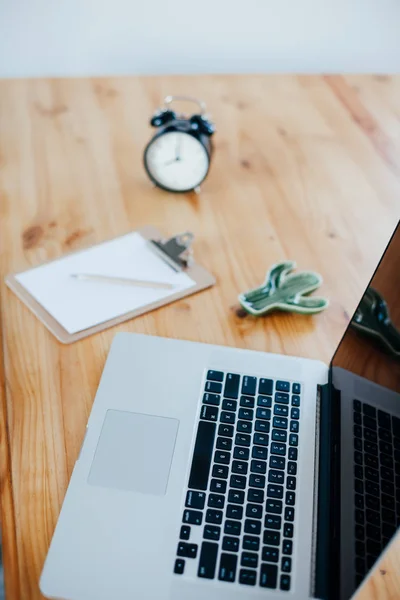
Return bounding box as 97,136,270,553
0,0,399,77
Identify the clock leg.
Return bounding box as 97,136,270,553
194,186,201,194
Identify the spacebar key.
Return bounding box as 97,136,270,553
198,542,218,579
188,420,216,490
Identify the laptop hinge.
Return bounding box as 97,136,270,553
311,382,340,600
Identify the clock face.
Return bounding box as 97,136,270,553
144,131,210,192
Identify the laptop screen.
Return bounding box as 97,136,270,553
330,222,400,599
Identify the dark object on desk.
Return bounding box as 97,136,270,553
149,231,194,272
238,261,328,316
144,96,215,194
351,287,400,357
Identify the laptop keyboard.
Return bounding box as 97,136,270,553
174,370,302,590
353,400,400,586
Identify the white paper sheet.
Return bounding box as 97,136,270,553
16,232,196,334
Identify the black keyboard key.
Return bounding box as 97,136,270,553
218,553,237,582
225,520,241,535
354,451,363,465
286,491,296,506
237,420,252,434
264,514,282,530
174,558,185,574
257,407,272,420
355,509,364,525
288,447,298,461
364,428,377,443
243,535,260,551
188,421,216,491
381,480,394,496
208,494,225,509
292,395,300,407
380,441,392,455
275,393,289,404
242,376,256,396
220,411,235,424
268,470,284,484
290,421,299,433
222,399,237,412
218,424,234,438
177,542,198,558
216,437,232,451
382,509,396,525
234,447,250,460
355,465,363,480
205,381,222,394
378,409,391,430
244,519,261,534
238,408,253,421
252,445,268,459
282,539,293,555
207,370,224,382
255,420,270,433
381,466,394,481
366,509,380,526
198,541,218,579
354,437,362,451
365,467,379,483
287,462,297,475
366,523,380,541
183,509,203,525
259,378,273,395
226,504,243,520
287,477,296,490
258,395,272,408
235,433,251,447
354,399,361,412
354,425,362,438
201,405,219,422
212,464,229,479
264,530,281,545
232,460,248,474
241,551,258,568
364,441,378,455
254,433,269,446
267,484,284,499
240,396,255,408
355,525,365,540
262,546,279,562
274,405,289,418
203,525,220,541
280,574,291,591
382,521,396,539
239,569,257,585
356,540,365,556
251,460,267,474
273,429,287,442
228,490,245,504
247,489,264,504
355,479,364,494
283,523,293,538
364,415,377,431
354,412,362,425
271,442,286,456
281,556,292,572
363,404,376,418
270,456,285,470
260,563,278,588
222,536,239,552
224,373,240,399
246,503,263,519
185,490,206,509
249,474,266,488
291,407,300,419
355,494,364,509
214,450,231,465
292,383,301,394
284,507,295,522
180,525,191,540
273,417,288,429
206,509,223,524
230,474,247,489
380,454,393,469
266,499,283,514
276,380,290,392
203,393,220,406
366,539,381,556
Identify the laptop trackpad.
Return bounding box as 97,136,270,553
88,410,179,496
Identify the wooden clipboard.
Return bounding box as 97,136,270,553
5,225,216,344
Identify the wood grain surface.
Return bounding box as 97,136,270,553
0,75,399,599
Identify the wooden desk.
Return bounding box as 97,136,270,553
0,75,399,599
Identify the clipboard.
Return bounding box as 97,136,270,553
5,225,216,344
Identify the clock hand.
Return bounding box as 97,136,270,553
175,136,182,161
164,158,178,166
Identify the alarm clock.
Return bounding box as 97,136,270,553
143,96,215,193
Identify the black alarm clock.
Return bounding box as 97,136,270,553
143,96,215,193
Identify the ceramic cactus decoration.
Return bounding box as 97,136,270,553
239,261,328,316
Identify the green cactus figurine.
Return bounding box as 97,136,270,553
239,261,328,316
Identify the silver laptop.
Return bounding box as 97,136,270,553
40,223,400,600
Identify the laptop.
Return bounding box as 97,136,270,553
40,222,400,600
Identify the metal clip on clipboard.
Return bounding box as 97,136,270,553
148,232,195,272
